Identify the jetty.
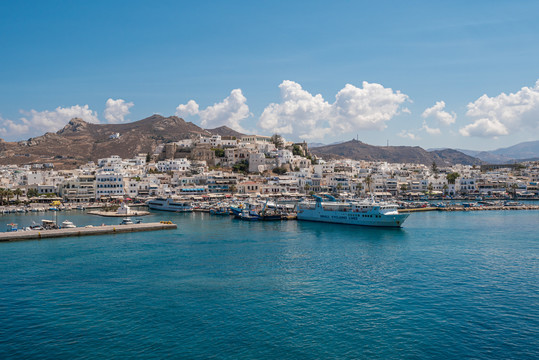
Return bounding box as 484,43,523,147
0,222,177,242
399,204,539,213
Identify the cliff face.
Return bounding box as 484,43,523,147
310,140,482,166
0,115,212,169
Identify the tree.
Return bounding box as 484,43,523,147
27,188,39,198
427,183,434,195
232,160,249,174
356,183,363,196
14,188,23,201
5,189,13,204
400,183,408,192
292,144,303,156
443,184,449,195
271,134,284,149
146,152,151,163
214,148,225,157
364,175,373,194
229,184,237,194
0,188,5,205
272,166,287,175
303,184,311,193
446,172,460,184
431,161,439,179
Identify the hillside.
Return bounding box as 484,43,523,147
0,115,210,169
451,140,539,163
206,126,244,138
311,140,482,166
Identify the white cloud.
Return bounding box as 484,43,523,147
175,100,199,117
104,98,134,123
421,101,456,125
21,105,99,133
331,82,409,133
259,80,332,137
0,104,100,139
258,80,409,140
459,118,508,138
175,89,250,131
421,121,442,135
397,130,419,140
0,115,30,136
460,79,539,137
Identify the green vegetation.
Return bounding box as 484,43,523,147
292,144,303,156
446,172,460,184
232,160,249,174
271,134,284,149
213,148,225,157
272,166,287,175
27,188,39,198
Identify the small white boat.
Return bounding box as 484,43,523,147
61,220,76,228
120,218,134,225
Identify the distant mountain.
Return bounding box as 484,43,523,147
491,140,539,159
311,139,482,166
0,115,210,168
431,140,539,164
206,126,244,138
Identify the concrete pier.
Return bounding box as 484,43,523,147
0,222,177,242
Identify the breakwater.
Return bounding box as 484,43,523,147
0,222,177,242
400,204,539,213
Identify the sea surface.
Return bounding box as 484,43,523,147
0,210,538,359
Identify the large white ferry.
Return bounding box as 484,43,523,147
297,195,410,227
146,197,193,212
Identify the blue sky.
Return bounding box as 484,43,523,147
1,1,538,150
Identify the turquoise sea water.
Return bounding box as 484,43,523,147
0,210,538,359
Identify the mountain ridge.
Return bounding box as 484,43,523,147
311,139,482,166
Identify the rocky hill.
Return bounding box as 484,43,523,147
0,115,211,168
311,140,482,166
455,140,539,163
206,126,244,138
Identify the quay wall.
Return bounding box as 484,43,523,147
0,222,177,242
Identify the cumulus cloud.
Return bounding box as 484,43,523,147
0,104,100,139
175,100,199,117
0,115,30,136
460,80,539,137
104,98,134,123
259,80,332,138
421,121,441,135
397,130,419,140
421,101,456,125
175,89,250,131
22,105,99,133
258,80,409,140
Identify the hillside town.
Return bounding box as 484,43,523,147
0,133,538,206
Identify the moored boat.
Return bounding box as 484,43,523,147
61,220,76,228
146,197,193,212
297,195,410,227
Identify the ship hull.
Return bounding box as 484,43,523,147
297,209,409,227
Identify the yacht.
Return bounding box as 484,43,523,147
146,197,193,212
120,218,134,225
297,195,410,227
61,220,76,228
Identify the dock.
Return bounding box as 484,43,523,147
87,210,150,217
0,222,177,242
